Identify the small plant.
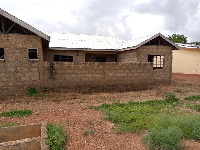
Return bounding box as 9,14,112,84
88,120,93,125
0,122,15,127
175,88,182,93
1,109,32,117
83,129,95,136
27,87,38,96
27,87,49,97
46,124,67,150
143,126,183,150
185,95,200,101
163,93,180,103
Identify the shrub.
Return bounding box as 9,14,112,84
153,114,200,140
163,93,179,103
46,124,67,150
177,115,200,140
143,127,183,150
1,109,32,117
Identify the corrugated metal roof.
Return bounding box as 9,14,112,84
47,32,179,51
0,8,50,41
48,32,126,50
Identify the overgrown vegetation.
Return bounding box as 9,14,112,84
1,109,32,117
90,92,200,149
185,95,200,101
46,124,67,150
90,100,185,133
143,114,200,149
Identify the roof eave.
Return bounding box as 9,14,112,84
0,8,50,41
49,47,118,52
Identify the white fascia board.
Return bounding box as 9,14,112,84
49,47,118,52
0,8,50,41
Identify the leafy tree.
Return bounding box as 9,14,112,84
168,34,187,44
191,41,200,45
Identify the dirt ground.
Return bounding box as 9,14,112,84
0,73,200,150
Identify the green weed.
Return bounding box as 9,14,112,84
88,120,93,125
163,93,180,103
1,109,32,117
46,124,67,150
0,122,16,127
27,87,48,97
185,95,200,101
186,103,200,112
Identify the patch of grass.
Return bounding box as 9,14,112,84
91,100,184,133
0,122,16,127
163,93,180,103
184,95,200,101
46,124,67,150
83,129,95,136
143,126,183,150
1,109,32,117
27,87,48,97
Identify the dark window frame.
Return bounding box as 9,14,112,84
54,55,74,62
148,55,164,69
28,49,38,60
0,48,4,60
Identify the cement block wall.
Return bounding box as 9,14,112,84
0,34,43,94
0,123,47,150
118,46,173,83
43,62,153,91
0,124,41,143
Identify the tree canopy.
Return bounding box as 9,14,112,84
191,41,200,45
168,34,187,44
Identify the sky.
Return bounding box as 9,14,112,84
0,0,200,42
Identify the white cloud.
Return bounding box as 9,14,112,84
0,0,200,42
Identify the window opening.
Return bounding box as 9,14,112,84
0,48,4,60
92,57,106,62
28,49,38,60
148,55,164,69
54,55,73,62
